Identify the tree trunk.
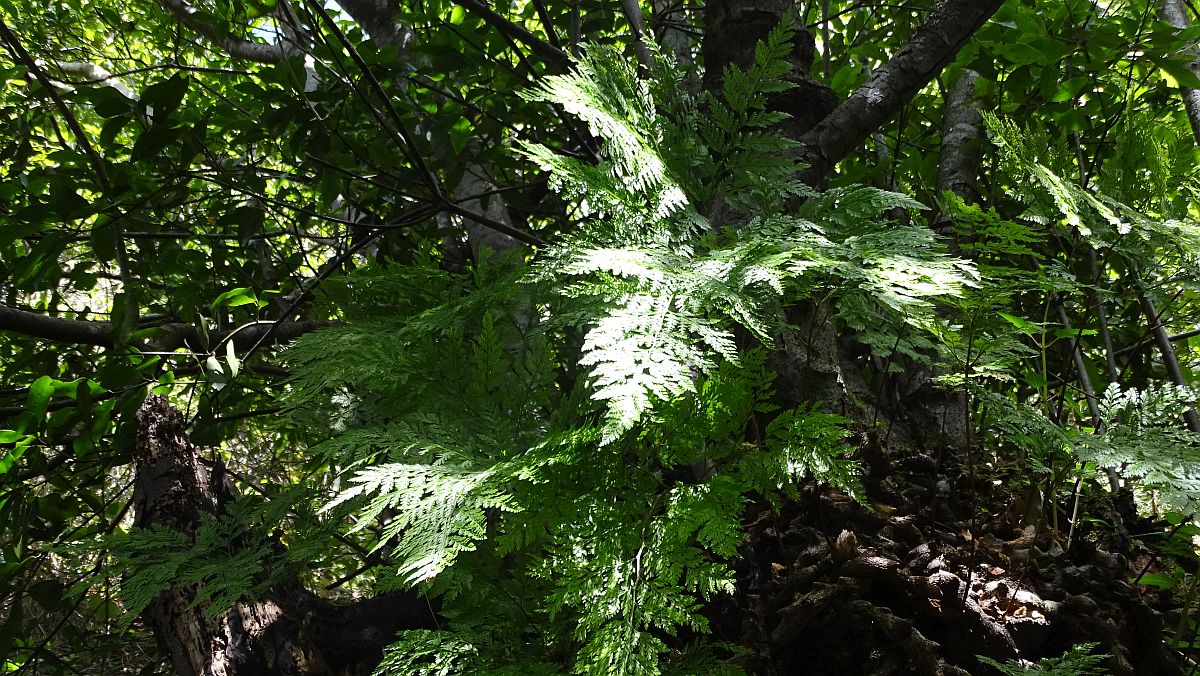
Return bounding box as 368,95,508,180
1162,0,1200,142
133,396,431,675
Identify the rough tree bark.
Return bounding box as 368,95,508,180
936,69,983,206
702,0,1004,430
794,0,1006,186
1162,0,1200,142
133,396,431,675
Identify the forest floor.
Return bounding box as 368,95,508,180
714,444,1193,675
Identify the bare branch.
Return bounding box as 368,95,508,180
0,304,330,352
0,305,114,348
798,0,1005,185
619,0,654,72
0,22,109,186
157,0,300,63
337,0,415,50
453,0,569,65
936,68,983,203
45,62,137,99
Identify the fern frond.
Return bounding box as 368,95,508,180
326,461,514,584
1075,384,1200,512
736,408,861,501
374,630,481,676
977,642,1107,675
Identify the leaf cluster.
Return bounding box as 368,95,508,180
272,22,976,675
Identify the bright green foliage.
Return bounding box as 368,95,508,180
986,112,1123,238
978,643,1108,676
975,391,1071,476
752,407,862,500
11,0,1200,671
521,22,972,443
274,22,974,675
978,116,1200,511
325,462,515,584
1078,384,1200,512
985,113,1200,257
374,630,486,676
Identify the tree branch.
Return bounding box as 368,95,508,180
935,68,983,203
44,62,137,99
798,0,1005,184
0,305,114,348
452,0,569,65
1163,0,1200,142
336,0,416,50
157,0,300,63
0,22,109,186
0,304,330,352
132,396,432,675
619,0,654,72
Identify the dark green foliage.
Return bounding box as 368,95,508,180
261,23,980,674
10,0,1200,672
978,643,1108,676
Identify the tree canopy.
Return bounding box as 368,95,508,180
5,0,1200,674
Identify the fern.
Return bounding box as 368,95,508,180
324,462,514,584
374,628,561,676
373,630,483,676
737,407,862,501
1076,384,1200,512
277,19,980,675
520,35,974,443
977,643,1108,675
975,391,1071,472
77,494,319,627
984,112,1200,264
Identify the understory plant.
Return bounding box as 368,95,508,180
88,16,1200,675
79,12,1200,676
278,21,975,675
978,643,1108,676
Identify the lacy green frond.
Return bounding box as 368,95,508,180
82,498,289,627
800,185,926,225
522,46,665,197
984,112,1200,262
664,476,747,559
737,407,862,502
977,643,1107,676
511,17,976,452
325,461,514,585
976,391,1071,470
720,18,794,111
937,328,1037,386
942,193,1045,257
292,21,978,674
578,295,716,442
536,241,788,441
373,630,482,676
547,528,711,676
1075,384,1200,512
89,527,191,627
